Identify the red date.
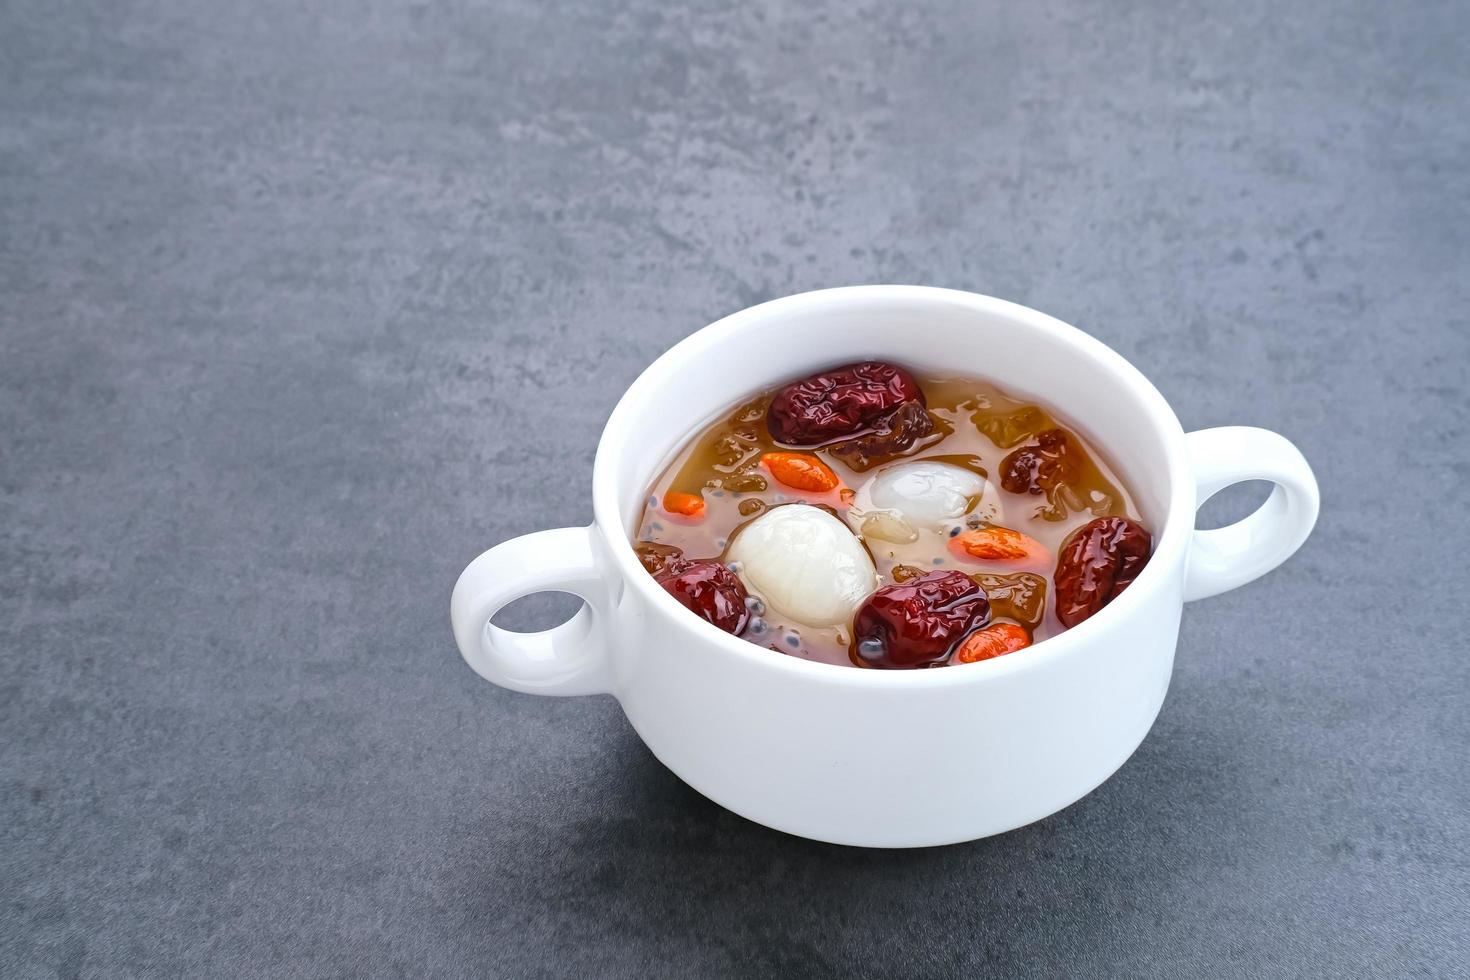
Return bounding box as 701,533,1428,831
852,570,991,669
1054,517,1152,628
654,558,751,635
767,361,925,447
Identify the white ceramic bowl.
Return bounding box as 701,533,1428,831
450,286,1319,847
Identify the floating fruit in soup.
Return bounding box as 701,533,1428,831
633,362,1152,668
766,361,925,446
1053,516,1152,628
654,558,750,634
726,504,878,626
867,460,989,531
852,570,991,669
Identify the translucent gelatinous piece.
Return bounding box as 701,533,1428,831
722,471,769,494
860,511,919,544
635,541,684,576
969,571,1047,628
972,402,1055,449
999,428,1123,521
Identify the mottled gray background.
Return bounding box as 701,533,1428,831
2,0,1466,977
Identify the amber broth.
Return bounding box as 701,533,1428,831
633,374,1144,667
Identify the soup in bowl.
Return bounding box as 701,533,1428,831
635,362,1154,669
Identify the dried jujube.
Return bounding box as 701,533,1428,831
654,558,751,635
1053,516,1152,628
852,570,991,669
767,361,925,447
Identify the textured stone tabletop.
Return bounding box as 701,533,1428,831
3,1,1467,976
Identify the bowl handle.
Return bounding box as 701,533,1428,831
1182,427,1320,602
450,526,612,696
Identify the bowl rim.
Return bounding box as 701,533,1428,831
592,285,1194,688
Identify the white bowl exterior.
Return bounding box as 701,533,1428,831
588,287,1195,847
602,540,1181,846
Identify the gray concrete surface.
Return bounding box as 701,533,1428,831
2,0,1467,976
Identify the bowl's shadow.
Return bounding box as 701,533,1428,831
434,708,1242,979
